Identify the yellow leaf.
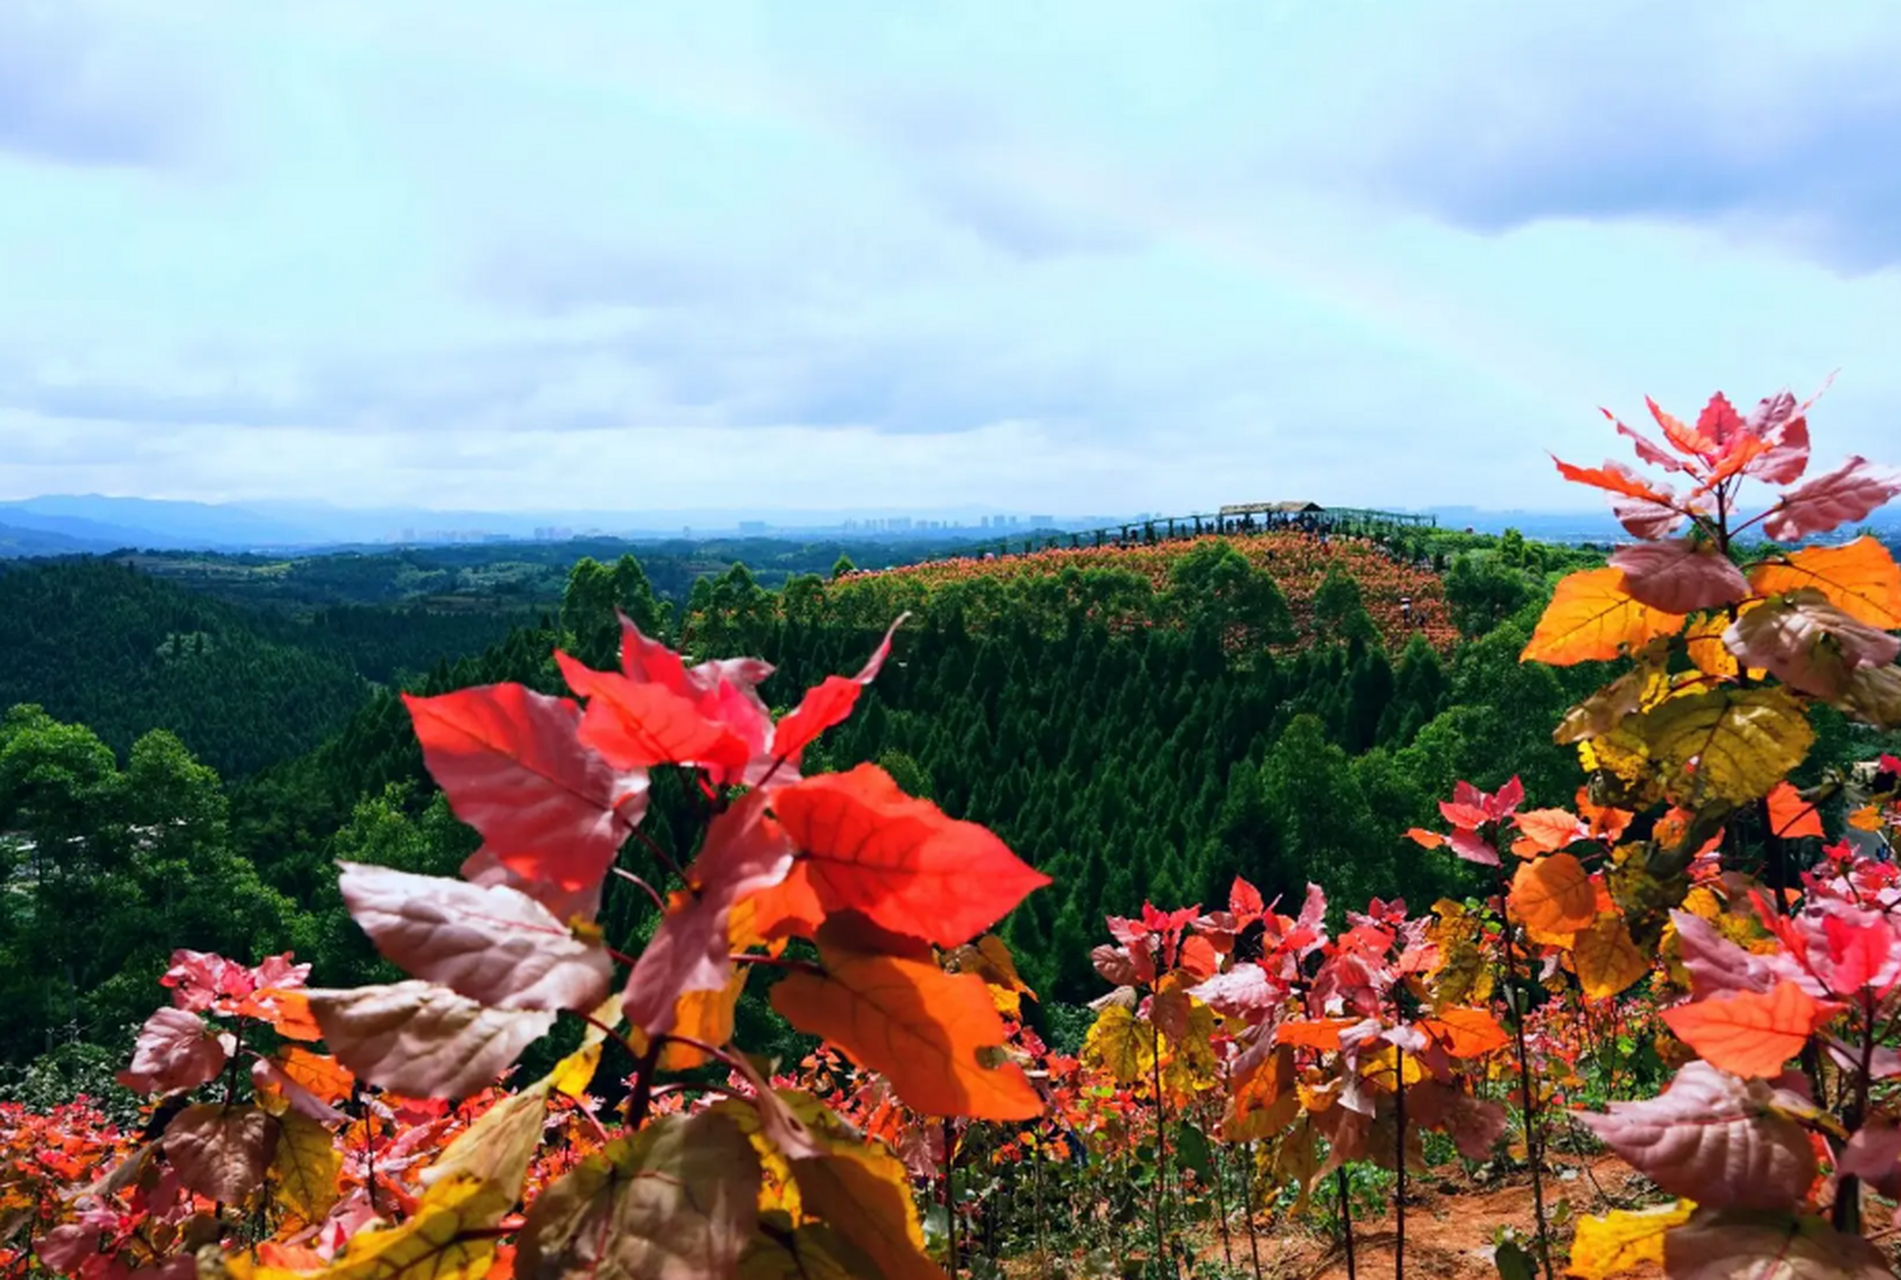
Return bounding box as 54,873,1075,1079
270,1111,341,1225
1567,1199,1695,1279
1750,537,1901,629
1633,686,1815,806
1522,568,1684,666
1573,915,1650,1001
1082,1003,1154,1085
545,990,620,1099
421,1084,549,1205
740,1219,884,1280
1683,613,1739,679
226,1173,506,1280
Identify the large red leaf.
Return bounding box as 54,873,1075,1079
308,981,555,1099
622,791,794,1036
403,684,646,894
1659,980,1840,1078
1761,456,1901,542
1645,395,1716,460
558,652,754,780
1608,538,1750,614
1574,1061,1817,1210
762,764,1050,946
771,616,907,765
1552,457,1681,506
338,862,613,1013
769,921,1043,1120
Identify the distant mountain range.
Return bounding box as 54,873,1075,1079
1,494,1895,558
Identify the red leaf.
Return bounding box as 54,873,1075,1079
559,653,754,780
771,615,907,764
1819,911,1896,998
1608,539,1750,614
1659,980,1840,1078
1765,781,1825,841
117,1007,230,1095
1229,876,1266,918
1574,1061,1817,1210
1761,456,1901,543
1696,392,1745,449
338,862,614,1013
764,764,1050,946
404,684,645,895
1511,808,1585,857
622,791,794,1036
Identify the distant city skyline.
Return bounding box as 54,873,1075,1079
4,3,1899,512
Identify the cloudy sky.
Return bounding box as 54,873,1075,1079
3,1,1899,517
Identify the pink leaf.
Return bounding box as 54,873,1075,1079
1091,945,1142,987
1613,494,1688,541
1447,827,1501,867
162,1103,277,1206
1611,414,1689,473
338,862,614,1013
1745,391,1812,485
1663,1209,1891,1280
404,684,647,896
770,615,908,765
1724,589,1901,699
117,1007,231,1095
1609,539,1750,614
1671,910,1775,1000
307,981,555,1099
1188,963,1284,1020
1839,1120,1901,1182
1407,1081,1507,1160
1574,1061,1816,1210
621,791,794,1036
1762,456,1901,543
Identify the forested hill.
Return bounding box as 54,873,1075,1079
232,533,1623,1006
0,559,520,776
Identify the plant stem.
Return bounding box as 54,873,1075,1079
1336,1165,1357,1280
1499,895,1554,1280
1835,991,1876,1235
1243,1141,1266,1280
944,1116,958,1280
1150,1017,1174,1280
624,1036,662,1129
1212,1125,1234,1268
1033,1140,1049,1280
1395,1048,1407,1280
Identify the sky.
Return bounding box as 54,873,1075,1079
2,1,1900,517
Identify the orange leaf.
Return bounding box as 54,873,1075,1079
1848,804,1884,833
274,1047,354,1105
239,989,324,1043
1765,781,1825,841
1521,568,1684,666
1749,536,1901,629
1416,1006,1509,1059
769,921,1042,1120
1553,458,1682,506
1508,853,1598,938
768,765,1050,946
1659,980,1841,1078
1274,1018,1360,1052
1512,808,1584,857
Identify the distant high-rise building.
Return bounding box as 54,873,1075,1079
739,521,768,535
1030,514,1054,526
